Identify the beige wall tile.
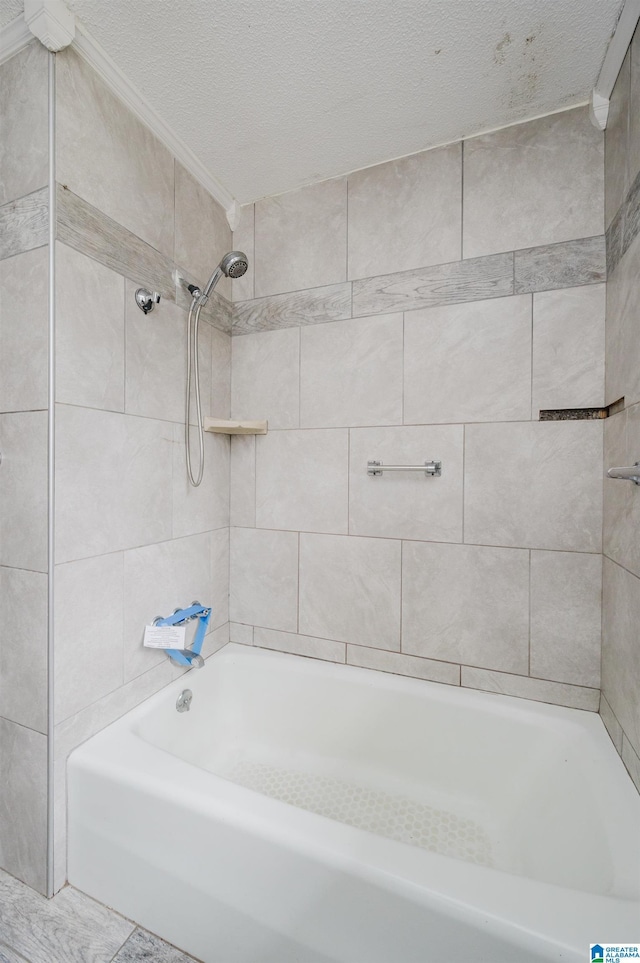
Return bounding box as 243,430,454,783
300,314,403,428
605,48,631,229
404,295,531,425
532,284,605,415
229,527,298,632
629,28,640,194
234,283,351,334
299,533,401,649
122,533,222,683
0,719,47,893
602,557,640,752
606,230,640,408
347,646,460,686
232,327,299,429
174,163,232,300
254,627,345,662
229,622,253,645
349,425,463,542
530,551,602,687
600,694,623,754
348,144,461,280
0,42,48,207
125,282,187,423
254,177,347,297
211,326,232,419
0,246,48,412
621,735,640,792
463,107,604,258
230,435,256,527
54,553,124,723
56,406,172,562
57,243,125,411
256,429,348,534
402,542,529,673
0,568,47,733
0,411,48,572
231,203,255,302
464,421,603,552
56,48,174,258
172,426,229,537
461,666,599,710
603,407,640,579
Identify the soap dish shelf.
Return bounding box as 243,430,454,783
204,418,268,435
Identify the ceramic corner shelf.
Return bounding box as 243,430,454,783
203,417,268,435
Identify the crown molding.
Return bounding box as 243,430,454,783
24,0,75,51
591,0,640,129
0,14,32,67
72,21,236,225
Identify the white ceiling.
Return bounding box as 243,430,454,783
2,0,624,203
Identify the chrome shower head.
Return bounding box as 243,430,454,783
201,251,248,300
219,251,248,279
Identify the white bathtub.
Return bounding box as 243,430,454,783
68,644,640,963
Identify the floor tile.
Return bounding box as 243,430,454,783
0,870,134,963
112,928,198,962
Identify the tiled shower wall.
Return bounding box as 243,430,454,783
0,40,49,895
50,47,233,891
601,25,640,792
229,105,607,712
2,41,235,893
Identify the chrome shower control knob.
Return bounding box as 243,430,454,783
176,689,193,712
135,288,161,315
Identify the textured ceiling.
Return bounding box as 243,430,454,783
0,0,24,28
2,0,624,202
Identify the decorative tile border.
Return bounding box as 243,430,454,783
56,185,233,333
233,238,605,334
607,165,640,276
0,187,48,261
352,252,514,318
234,282,352,335
514,236,606,293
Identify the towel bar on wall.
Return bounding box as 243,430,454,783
367,460,442,477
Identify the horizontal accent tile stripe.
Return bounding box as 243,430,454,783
514,236,605,293
622,166,640,263
0,188,48,261
56,184,175,300
232,236,605,335
55,185,233,333
234,282,352,334
352,252,514,317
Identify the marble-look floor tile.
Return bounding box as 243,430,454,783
0,870,134,963
112,927,197,962
0,941,30,962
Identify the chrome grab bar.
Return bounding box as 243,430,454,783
607,463,640,485
368,460,441,477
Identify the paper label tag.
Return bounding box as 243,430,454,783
143,624,187,649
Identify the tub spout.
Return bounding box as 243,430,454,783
170,650,205,669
